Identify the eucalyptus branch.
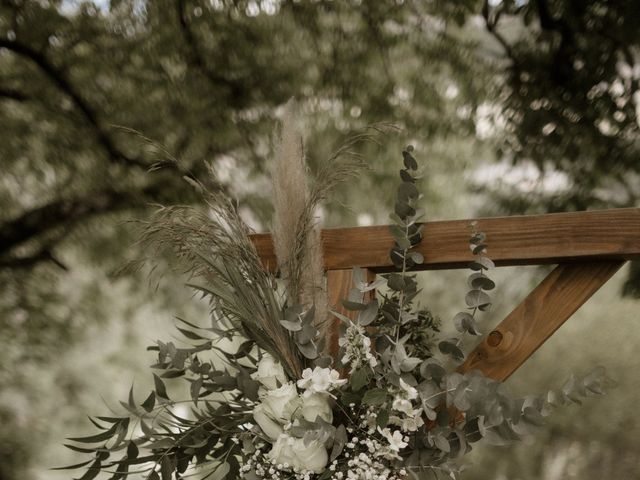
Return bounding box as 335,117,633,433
440,223,496,363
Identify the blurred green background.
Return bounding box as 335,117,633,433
1,1,639,479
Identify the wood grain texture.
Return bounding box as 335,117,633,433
326,269,375,360
458,261,625,381
251,208,640,272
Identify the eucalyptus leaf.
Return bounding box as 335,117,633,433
433,433,451,453
387,273,406,292
297,341,319,360
408,251,424,264
420,360,446,381
402,149,418,170
470,232,486,245
400,169,415,183
419,381,443,409
467,273,496,291
342,299,367,311
469,257,495,271
330,425,347,462
389,224,407,242
357,299,379,326
400,357,422,372
464,418,483,443
314,355,333,368
438,340,465,362
279,320,302,332
395,201,415,218
453,311,481,335
465,289,491,309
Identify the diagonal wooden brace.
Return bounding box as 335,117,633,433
458,261,625,381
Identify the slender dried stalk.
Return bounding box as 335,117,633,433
137,188,303,378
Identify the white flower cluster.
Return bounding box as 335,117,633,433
339,322,377,372
248,357,415,480
326,437,406,480
251,356,348,474
241,446,319,480
389,379,424,433
355,406,411,461
318,407,408,480
240,440,326,480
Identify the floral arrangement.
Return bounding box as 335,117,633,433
62,108,612,480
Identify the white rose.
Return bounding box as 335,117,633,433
268,434,329,473
297,367,347,396
251,354,288,390
299,393,333,424
260,382,300,423
267,434,297,467
253,404,284,440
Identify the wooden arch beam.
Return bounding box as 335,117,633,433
251,208,638,382
251,208,640,272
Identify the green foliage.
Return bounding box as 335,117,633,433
335,147,615,477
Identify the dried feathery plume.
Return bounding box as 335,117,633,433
271,102,329,332
271,101,310,299
271,101,393,340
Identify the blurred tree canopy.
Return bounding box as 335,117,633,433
1,1,639,478
3,0,639,337
481,0,639,213
477,0,640,295
0,0,486,345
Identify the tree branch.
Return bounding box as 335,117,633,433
0,86,29,101
0,179,172,258
0,246,69,271
0,37,149,170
